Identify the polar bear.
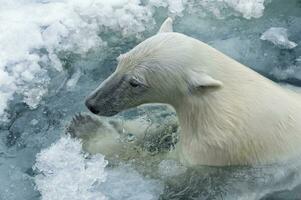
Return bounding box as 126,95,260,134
84,18,301,166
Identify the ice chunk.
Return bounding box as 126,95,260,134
260,27,298,49
225,0,266,19
34,136,164,200
0,0,155,120
34,136,108,200
150,0,267,19
188,0,268,19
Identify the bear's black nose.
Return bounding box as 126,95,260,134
85,100,100,114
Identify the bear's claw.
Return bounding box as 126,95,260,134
66,112,103,138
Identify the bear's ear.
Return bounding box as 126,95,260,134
188,70,223,92
158,17,173,33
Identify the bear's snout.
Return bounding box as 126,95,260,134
85,99,100,114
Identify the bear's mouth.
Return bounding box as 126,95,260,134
97,109,119,117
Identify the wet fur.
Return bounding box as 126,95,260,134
84,18,301,166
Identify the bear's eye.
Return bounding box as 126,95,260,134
129,79,141,88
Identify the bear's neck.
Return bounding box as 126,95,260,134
173,90,243,165
175,91,238,143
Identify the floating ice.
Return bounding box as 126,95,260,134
188,0,268,19
34,136,108,200
0,0,154,120
34,136,164,200
150,0,268,19
224,0,266,19
260,27,298,49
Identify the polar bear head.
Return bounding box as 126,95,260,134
85,18,222,116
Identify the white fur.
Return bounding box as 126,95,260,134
114,19,301,166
